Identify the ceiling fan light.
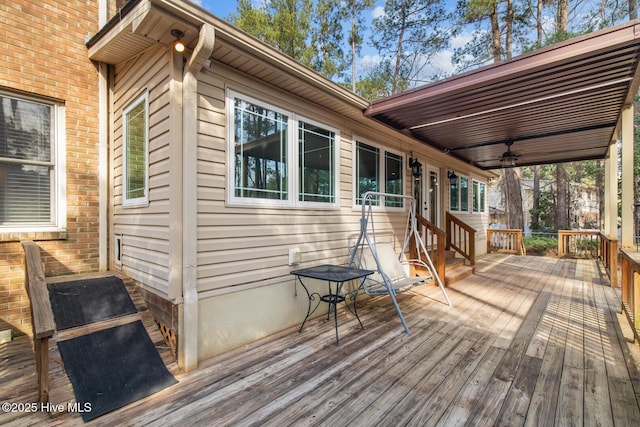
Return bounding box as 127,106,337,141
500,140,517,168
501,152,517,168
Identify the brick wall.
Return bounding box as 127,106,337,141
0,0,105,337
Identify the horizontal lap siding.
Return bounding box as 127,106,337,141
112,47,172,295
195,66,407,294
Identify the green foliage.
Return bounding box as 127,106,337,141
310,0,347,79
523,235,558,256
530,189,555,232
372,0,451,94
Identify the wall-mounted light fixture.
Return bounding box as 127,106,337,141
409,157,422,177
171,29,186,53
447,170,458,184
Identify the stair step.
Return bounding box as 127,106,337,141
445,257,466,269
445,264,475,286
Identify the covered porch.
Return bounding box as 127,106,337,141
2,253,639,425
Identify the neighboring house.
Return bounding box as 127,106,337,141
0,0,493,371
489,177,600,230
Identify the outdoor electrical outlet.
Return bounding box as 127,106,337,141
288,248,301,265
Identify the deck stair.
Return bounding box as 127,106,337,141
444,249,475,285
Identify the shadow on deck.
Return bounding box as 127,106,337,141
2,254,640,426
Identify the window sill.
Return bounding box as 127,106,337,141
0,230,67,243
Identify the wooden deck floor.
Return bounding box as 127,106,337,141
2,254,640,426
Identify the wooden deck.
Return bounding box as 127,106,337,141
2,254,640,426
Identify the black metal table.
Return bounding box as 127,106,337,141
291,264,375,345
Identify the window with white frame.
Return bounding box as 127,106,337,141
0,92,65,230
355,140,404,207
449,172,469,212
299,120,336,204
229,91,338,207
123,92,149,207
473,180,486,213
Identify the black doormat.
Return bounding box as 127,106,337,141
49,276,137,330
57,320,178,421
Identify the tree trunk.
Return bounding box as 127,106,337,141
557,0,569,32
490,4,501,62
595,160,604,230
631,0,638,20
505,0,513,59
537,0,543,45
555,164,569,230
392,0,408,94
351,8,356,92
504,168,524,229
532,165,540,229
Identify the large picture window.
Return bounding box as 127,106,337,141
233,97,288,200
0,92,65,230
123,93,148,207
355,140,404,207
229,91,338,208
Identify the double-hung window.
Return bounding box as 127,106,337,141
355,140,404,207
123,92,149,207
229,90,338,208
473,180,486,213
0,91,65,230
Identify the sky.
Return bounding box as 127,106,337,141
191,0,466,80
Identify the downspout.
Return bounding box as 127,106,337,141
181,23,215,372
98,0,108,270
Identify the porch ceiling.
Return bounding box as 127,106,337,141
365,21,640,170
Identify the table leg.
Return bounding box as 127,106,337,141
296,277,321,332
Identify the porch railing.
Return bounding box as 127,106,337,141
487,228,525,255
21,241,55,404
446,212,476,266
600,233,618,288
557,230,618,288
413,214,446,281
557,230,600,258
620,249,640,343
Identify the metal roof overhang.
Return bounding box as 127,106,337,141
365,20,640,170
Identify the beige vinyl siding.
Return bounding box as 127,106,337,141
195,64,409,296
112,46,173,295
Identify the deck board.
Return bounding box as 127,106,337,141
1,254,640,426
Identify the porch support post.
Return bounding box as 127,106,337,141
604,140,618,238
181,24,215,372
621,104,634,248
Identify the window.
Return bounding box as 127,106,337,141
355,140,404,207
299,121,335,203
0,92,65,230
449,172,469,212
123,93,148,206
449,173,459,212
460,176,469,212
473,180,486,213
229,91,338,207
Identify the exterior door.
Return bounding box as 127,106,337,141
427,167,440,227
412,160,440,227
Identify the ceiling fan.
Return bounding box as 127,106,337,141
501,140,519,168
